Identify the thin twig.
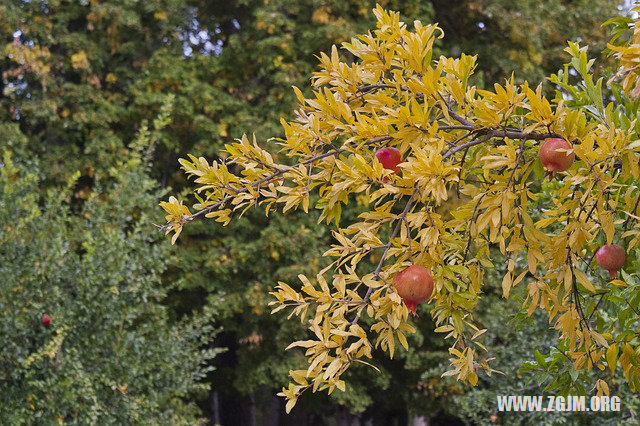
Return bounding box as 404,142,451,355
588,293,607,321
404,216,413,262
623,189,640,231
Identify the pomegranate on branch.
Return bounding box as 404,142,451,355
596,244,626,279
392,265,434,315
538,138,575,179
41,313,51,327
374,147,403,173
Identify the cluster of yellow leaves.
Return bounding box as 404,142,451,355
3,40,51,79
159,196,191,244
162,6,640,409
70,50,90,70
23,327,67,369
609,4,640,97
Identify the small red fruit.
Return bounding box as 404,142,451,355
41,314,51,327
596,244,626,279
392,265,434,315
539,138,575,178
375,147,403,173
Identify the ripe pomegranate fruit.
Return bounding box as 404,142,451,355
596,244,626,279
538,138,575,179
374,147,403,173
392,265,434,315
41,314,51,327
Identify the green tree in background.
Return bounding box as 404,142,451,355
1,0,618,181
433,0,619,84
1,0,626,424
0,115,219,423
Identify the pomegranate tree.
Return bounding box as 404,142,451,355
161,6,640,408
392,265,434,315
596,244,626,279
538,138,575,178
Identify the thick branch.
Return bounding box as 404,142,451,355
442,129,561,160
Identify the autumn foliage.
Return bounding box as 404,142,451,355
162,6,640,411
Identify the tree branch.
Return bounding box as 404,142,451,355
442,129,561,160
355,82,561,161
623,189,640,231
158,135,393,232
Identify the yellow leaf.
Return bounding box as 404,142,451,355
468,371,478,386
71,51,89,70
286,340,318,350
591,330,609,348
471,329,487,340
501,272,513,298
601,212,615,245
596,379,610,397
285,398,297,414
397,331,408,351
527,250,537,273
170,227,182,245
606,343,619,373
290,370,309,385
574,269,595,292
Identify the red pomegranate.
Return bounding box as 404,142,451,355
596,244,626,279
41,314,51,327
392,265,434,315
538,138,575,178
374,147,403,173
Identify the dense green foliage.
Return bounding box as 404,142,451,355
0,122,218,423
2,0,633,424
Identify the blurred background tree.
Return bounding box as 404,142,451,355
1,0,632,424
0,121,219,423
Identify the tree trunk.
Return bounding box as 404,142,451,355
263,392,280,426
410,416,428,426
210,390,221,425
337,408,362,426
248,392,257,426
